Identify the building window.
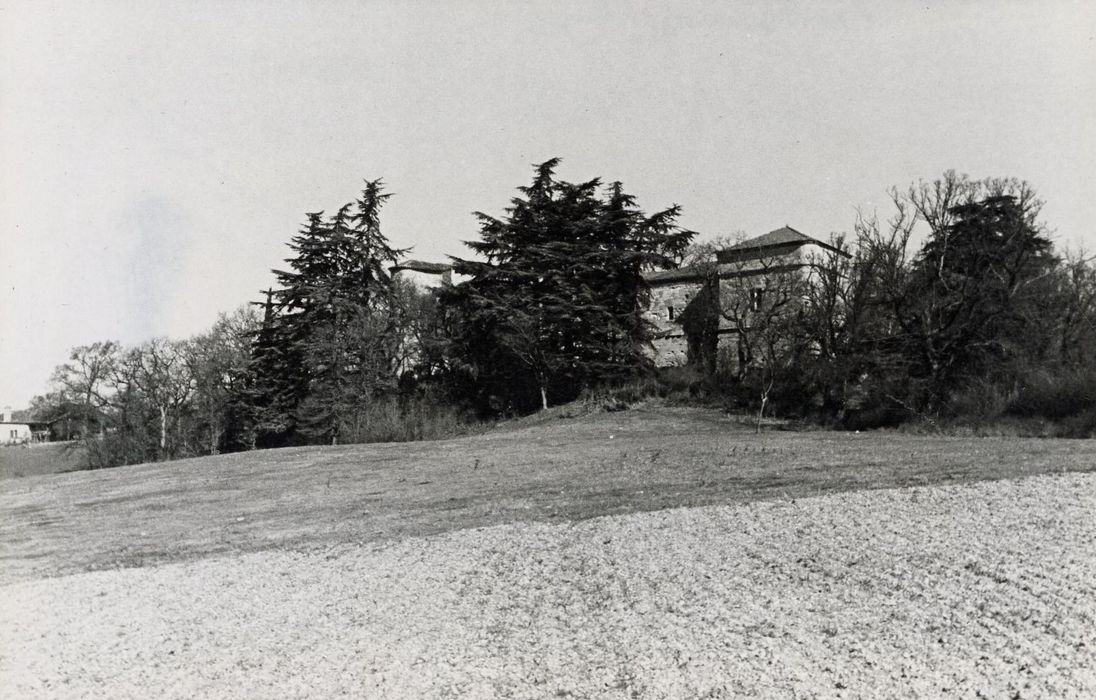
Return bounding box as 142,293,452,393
749,288,765,312
667,305,675,321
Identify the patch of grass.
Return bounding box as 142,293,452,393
1,406,1094,585
339,396,480,444
0,442,89,480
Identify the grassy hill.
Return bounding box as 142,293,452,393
2,406,1093,586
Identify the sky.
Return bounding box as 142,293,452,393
1,0,1094,409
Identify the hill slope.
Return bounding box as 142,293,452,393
1,406,1093,585
3,407,1096,697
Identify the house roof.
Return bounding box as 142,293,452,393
643,260,809,286
645,225,849,285
722,226,846,257
390,260,452,274
723,225,814,251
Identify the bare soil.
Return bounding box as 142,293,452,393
2,473,1094,698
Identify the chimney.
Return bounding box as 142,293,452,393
1,406,11,423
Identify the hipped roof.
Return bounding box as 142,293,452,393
721,226,845,256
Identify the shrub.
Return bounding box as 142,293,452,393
946,378,1011,422
338,393,477,444
1007,367,1096,420
1056,406,1096,438
583,365,712,408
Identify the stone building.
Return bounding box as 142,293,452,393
643,267,723,368
386,226,847,374
643,226,848,371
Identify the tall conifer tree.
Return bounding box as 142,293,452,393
241,181,406,445
442,159,694,412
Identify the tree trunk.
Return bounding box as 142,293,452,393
209,409,219,455
540,383,549,412
159,405,167,458
756,371,774,434
84,389,97,439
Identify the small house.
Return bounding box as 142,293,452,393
0,406,48,446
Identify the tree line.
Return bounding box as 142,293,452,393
696,171,1096,434
30,163,1096,467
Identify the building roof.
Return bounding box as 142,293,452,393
721,226,846,257
723,225,813,251
643,260,808,286
645,225,849,285
390,260,453,274
643,266,710,284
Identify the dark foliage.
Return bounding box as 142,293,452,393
236,181,407,446
900,193,1056,406
440,159,695,414
26,167,1096,469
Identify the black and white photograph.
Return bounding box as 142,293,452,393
1,1,1095,697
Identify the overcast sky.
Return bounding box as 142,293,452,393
2,0,1094,408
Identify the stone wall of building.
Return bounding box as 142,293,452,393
645,275,753,372
645,280,704,366
648,335,688,367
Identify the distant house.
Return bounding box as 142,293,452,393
0,406,49,446
643,226,848,371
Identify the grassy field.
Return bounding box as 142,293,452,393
0,442,88,480
1,405,1093,586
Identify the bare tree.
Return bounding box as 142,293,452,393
717,254,811,430
185,305,258,454
128,338,194,460
678,232,748,268
796,206,918,418
50,341,120,440
1047,250,1096,367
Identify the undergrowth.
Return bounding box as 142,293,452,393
337,394,481,444
587,365,1096,439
